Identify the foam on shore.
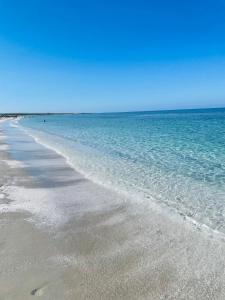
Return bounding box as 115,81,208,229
14,120,225,241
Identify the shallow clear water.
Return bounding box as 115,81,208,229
19,109,225,233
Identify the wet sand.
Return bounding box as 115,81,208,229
1,120,225,299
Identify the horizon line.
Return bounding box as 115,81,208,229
1,106,225,116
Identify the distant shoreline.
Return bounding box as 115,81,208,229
0,113,78,119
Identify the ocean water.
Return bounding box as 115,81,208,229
19,108,225,234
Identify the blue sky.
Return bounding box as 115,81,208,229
0,0,225,113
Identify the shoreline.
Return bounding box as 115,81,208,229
1,120,225,299
18,119,225,242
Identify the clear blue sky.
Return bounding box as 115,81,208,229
0,0,225,113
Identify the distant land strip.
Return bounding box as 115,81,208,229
0,113,79,118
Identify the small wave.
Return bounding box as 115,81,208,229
16,113,225,239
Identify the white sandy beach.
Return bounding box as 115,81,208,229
1,119,225,299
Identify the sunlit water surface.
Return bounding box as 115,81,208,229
19,109,225,234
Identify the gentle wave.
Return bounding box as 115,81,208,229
19,110,225,235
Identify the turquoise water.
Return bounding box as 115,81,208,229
19,109,225,233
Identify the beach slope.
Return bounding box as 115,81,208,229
1,120,225,299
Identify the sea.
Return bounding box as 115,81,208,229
19,108,225,235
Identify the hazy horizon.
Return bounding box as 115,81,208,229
2,105,225,115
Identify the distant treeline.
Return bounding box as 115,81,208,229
0,113,76,118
